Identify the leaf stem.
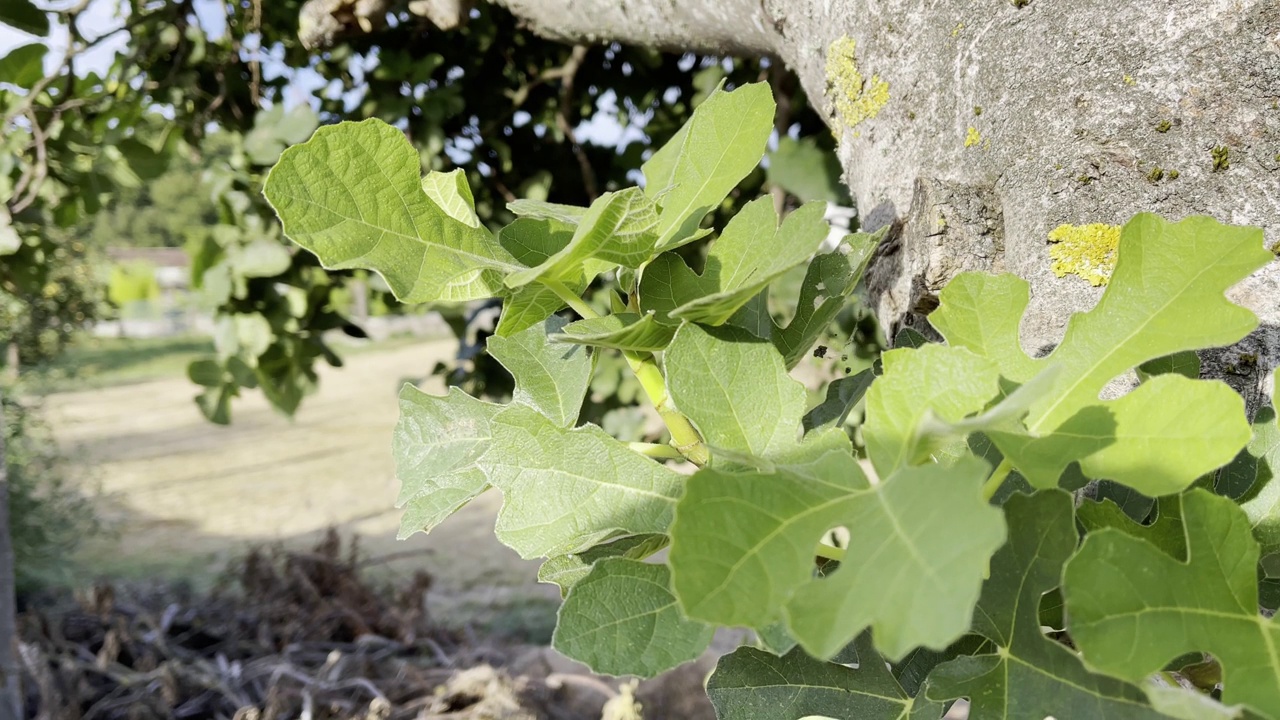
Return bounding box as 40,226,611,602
624,350,710,466
627,441,686,460
982,459,1013,501
541,278,599,319
538,277,709,466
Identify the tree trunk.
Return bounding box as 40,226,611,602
495,0,1280,408
0,390,21,720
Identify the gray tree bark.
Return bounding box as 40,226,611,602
495,0,1280,409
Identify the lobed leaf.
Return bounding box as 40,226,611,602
1064,490,1280,718
538,534,667,597
264,119,520,303
930,215,1268,493
926,491,1170,719
485,404,684,558
670,456,1005,661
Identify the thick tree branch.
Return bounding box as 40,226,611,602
492,0,778,56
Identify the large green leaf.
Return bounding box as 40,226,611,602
664,324,807,459
926,491,1170,719
1064,489,1280,718
485,404,684,558
643,81,775,248
394,386,500,538
706,638,940,720
396,364,682,556
638,200,830,327
552,559,713,677
505,187,659,288
264,119,519,303
987,375,1248,494
487,316,592,428
670,456,1005,661
930,215,1268,493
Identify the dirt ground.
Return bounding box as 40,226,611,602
44,338,560,638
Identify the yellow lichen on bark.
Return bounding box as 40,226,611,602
964,126,983,148
825,36,889,134
1047,223,1120,286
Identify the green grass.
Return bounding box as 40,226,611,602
32,334,216,393
29,330,449,394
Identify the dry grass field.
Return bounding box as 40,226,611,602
43,337,559,637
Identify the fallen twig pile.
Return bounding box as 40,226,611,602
15,530,542,720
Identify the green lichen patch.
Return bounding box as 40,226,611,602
1155,120,1172,133
973,105,983,116
1146,167,1164,183
824,36,890,134
1167,169,1180,180
1211,145,1229,172
1047,223,1120,286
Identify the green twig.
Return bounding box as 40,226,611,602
628,442,686,460
540,278,710,466
982,459,1013,501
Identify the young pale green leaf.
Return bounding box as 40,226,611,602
394,385,501,538
264,119,519,303
538,534,667,597
706,639,940,720
664,324,807,459
643,81,775,249
1064,490,1280,719
485,404,684,558
420,168,480,227
670,455,1005,661
507,198,587,225
637,200,830,327
487,316,592,428
802,369,875,434
1238,398,1280,557
771,232,881,369
988,375,1249,493
862,345,1001,477
550,313,676,352
930,215,1268,492
925,491,1170,719
552,559,713,678
505,187,659,288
